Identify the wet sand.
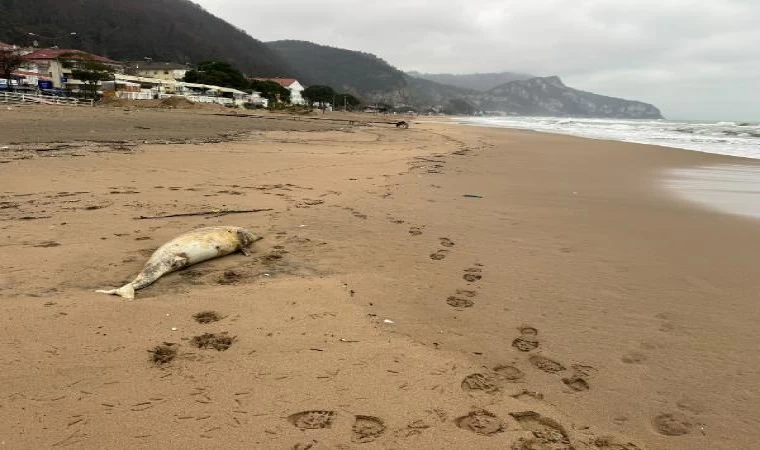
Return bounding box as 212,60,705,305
1,105,760,449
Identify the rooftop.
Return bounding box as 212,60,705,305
251,77,298,88
23,48,119,65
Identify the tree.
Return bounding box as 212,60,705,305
0,49,23,91
443,98,476,115
333,93,361,111
59,52,114,99
302,85,335,108
184,61,248,90
249,79,290,105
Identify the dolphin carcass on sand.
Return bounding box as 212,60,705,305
97,226,261,299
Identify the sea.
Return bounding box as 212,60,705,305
459,116,760,220
459,116,760,159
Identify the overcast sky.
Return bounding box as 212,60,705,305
195,0,759,121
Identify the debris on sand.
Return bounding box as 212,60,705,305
149,343,178,364
193,311,224,324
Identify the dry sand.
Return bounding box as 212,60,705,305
1,105,759,449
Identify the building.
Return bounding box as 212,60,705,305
21,48,123,89
251,77,305,105
125,61,188,81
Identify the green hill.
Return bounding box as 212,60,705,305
266,40,474,106
266,40,407,97
0,0,296,77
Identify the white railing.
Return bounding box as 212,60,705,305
0,91,93,106
184,94,234,105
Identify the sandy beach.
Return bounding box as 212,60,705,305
1,105,759,449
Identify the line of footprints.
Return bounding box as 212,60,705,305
427,235,594,393
289,411,386,446
428,236,485,310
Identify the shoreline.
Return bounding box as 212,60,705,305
452,116,760,161
448,116,760,222
2,107,759,449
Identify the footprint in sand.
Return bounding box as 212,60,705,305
430,249,449,260
439,237,455,247
193,311,223,324
590,436,643,450
570,364,596,378
190,332,235,351
493,364,525,382
652,412,694,436
511,411,571,448
529,355,566,373
511,390,545,401
512,337,539,352
292,441,317,450
462,364,525,394
512,326,540,352
562,376,590,392
352,415,386,443
455,410,505,435
148,343,177,365
463,267,482,282
447,296,474,308
409,227,423,236
288,410,336,430
461,373,500,393
560,364,595,392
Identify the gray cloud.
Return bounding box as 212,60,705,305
196,0,760,120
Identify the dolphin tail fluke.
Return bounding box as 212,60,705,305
96,284,136,300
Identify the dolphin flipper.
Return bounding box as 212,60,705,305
96,284,136,300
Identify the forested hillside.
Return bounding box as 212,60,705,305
0,0,296,76
267,40,407,98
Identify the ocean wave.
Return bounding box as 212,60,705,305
459,116,760,159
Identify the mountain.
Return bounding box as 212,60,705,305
266,41,661,118
0,0,295,76
266,40,407,98
1,2,662,118
407,71,534,92
473,76,663,119
267,40,476,107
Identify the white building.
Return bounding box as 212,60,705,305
127,62,188,81
251,78,305,105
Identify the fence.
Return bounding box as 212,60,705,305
182,94,235,106
0,91,93,107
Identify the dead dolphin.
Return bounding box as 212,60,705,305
97,226,260,299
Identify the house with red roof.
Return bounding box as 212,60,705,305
22,48,123,89
251,77,305,105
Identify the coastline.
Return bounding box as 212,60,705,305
1,106,759,449
454,116,760,160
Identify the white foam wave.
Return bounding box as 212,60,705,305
459,116,760,159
